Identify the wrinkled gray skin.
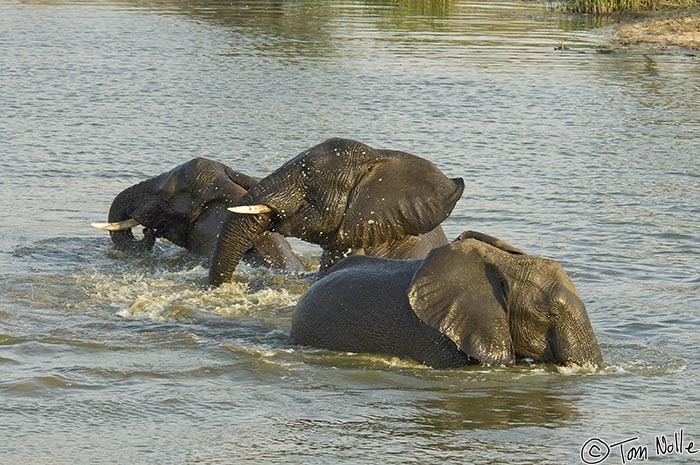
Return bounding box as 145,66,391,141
317,225,449,276
209,138,465,286
105,158,305,272
291,231,604,369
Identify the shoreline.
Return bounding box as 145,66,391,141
612,9,700,49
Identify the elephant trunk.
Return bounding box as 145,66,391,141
550,305,604,369
207,168,304,286
107,178,158,252
208,212,272,286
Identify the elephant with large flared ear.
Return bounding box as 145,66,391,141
291,231,604,369
91,157,305,272
209,138,465,286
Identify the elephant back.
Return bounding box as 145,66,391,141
291,256,470,368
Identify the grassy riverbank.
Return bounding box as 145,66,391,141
561,0,698,14
557,0,700,50
613,10,700,48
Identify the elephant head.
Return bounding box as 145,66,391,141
92,158,304,271
408,231,604,367
209,138,465,285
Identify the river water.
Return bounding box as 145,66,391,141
1,1,699,464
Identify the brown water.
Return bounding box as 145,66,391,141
1,1,699,464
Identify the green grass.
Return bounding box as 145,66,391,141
559,0,698,14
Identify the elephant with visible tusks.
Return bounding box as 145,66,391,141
209,138,464,286
91,157,305,272
291,231,604,369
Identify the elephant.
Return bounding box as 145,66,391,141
318,225,450,276
209,138,465,286
91,157,306,272
290,231,604,369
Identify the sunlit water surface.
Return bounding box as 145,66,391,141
1,1,699,463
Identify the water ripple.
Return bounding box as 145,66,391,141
1,1,699,464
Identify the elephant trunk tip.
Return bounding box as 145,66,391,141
109,227,157,252
556,342,605,372
557,358,605,374
208,269,229,288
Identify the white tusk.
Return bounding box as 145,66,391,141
90,218,141,231
228,204,273,215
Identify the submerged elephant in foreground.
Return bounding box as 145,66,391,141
209,138,465,286
291,231,604,369
91,157,305,272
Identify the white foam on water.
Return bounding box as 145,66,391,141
76,263,308,324
555,362,602,375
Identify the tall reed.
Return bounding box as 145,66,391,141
559,0,697,14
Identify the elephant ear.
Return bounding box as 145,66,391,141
457,230,525,255
339,155,464,248
156,159,250,223
224,167,258,191
128,159,250,246
407,241,514,366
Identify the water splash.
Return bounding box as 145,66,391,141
75,263,310,325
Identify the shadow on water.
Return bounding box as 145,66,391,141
412,385,578,431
